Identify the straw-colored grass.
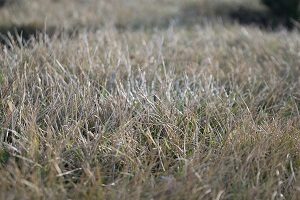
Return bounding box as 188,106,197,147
0,0,300,199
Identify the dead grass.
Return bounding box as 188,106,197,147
0,0,300,200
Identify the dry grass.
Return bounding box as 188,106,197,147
1,0,300,199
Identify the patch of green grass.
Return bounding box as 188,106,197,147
0,148,10,166
0,70,4,85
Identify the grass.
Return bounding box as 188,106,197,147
0,0,300,199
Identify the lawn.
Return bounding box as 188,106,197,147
0,0,300,199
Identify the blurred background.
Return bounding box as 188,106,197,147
0,0,299,42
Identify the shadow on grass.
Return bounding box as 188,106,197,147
228,6,293,29
115,2,295,31
0,24,82,46
175,2,294,30
0,24,51,45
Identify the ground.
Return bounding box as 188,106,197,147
0,0,300,199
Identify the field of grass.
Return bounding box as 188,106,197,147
1,0,300,199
